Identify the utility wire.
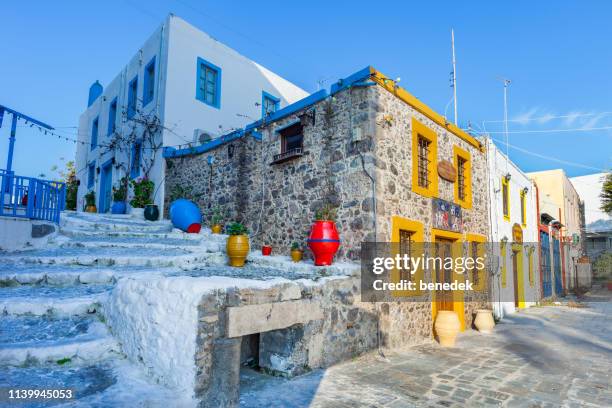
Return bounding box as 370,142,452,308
483,126,612,134
484,111,612,124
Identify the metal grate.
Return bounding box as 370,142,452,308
399,229,414,281
417,136,431,188
457,156,466,200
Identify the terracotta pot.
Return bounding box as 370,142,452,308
85,205,97,213
262,245,272,256
211,224,223,234
227,234,249,267
434,311,460,347
474,309,495,334
291,249,303,262
307,221,340,266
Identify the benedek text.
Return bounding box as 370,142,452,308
373,280,474,291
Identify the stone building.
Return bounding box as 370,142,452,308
165,66,492,340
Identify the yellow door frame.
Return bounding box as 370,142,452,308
390,216,425,297
431,228,466,331
512,243,526,308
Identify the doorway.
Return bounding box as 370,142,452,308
98,160,112,213
435,238,455,312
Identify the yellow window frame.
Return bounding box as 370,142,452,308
466,233,486,291
501,176,510,222
411,118,438,198
501,241,507,288
453,145,472,209
391,216,425,297
520,189,527,226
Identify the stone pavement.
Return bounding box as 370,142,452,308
240,288,612,407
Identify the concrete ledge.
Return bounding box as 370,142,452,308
227,300,323,338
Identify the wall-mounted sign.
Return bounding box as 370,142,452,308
512,223,523,244
432,198,463,232
437,160,457,182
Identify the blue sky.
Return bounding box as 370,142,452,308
1,0,610,180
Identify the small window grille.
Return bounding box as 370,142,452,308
417,136,431,188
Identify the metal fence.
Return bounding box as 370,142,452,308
0,169,65,224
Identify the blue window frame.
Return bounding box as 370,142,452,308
196,57,221,109
108,98,117,136
127,76,138,118
130,141,142,178
262,91,280,118
87,162,96,188
90,117,99,150
143,57,156,107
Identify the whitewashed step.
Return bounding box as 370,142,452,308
0,315,98,345
0,265,116,285
0,320,119,366
60,227,207,241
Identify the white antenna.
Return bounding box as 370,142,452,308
451,29,458,125
498,77,512,172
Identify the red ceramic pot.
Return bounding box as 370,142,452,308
307,221,340,266
262,245,272,256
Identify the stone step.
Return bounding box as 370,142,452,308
0,320,119,366
0,359,186,407
0,264,117,285
0,284,111,316
0,315,99,346
60,226,208,241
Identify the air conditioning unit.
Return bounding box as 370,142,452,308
193,129,214,144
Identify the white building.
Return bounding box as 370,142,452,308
485,138,540,319
570,173,611,232
76,14,308,214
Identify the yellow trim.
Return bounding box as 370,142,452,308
431,229,465,332
501,176,510,222
453,145,472,209
466,233,486,291
512,244,526,309
501,241,507,288
520,189,527,227
370,68,485,153
411,118,438,198
390,216,425,297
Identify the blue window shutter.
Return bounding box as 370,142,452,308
128,76,138,118
195,57,221,109
143,57,156,107
261,91,280,118
88,162,95,188
108,98,117,136
91,117,99,150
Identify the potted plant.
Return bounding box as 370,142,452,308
262,244,272,256
84,190,97,213
291,242,303,262
129,177,154,219
111,178,127,214
307,204,340,266
210,206,224,234
226,222,249,267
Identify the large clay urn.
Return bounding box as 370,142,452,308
434,311,460,347
307,221,340,266
474,309,495,334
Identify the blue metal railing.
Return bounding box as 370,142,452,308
0,169,65,224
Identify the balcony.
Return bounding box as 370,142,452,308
271,147,303,165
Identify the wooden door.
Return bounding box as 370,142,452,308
435,238,454,312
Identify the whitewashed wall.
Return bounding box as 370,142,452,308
486,138,540,319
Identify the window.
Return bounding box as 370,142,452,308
520,189,527,226
411,118,438,197
262,91,280,117
127,76,138,119
501,241,507,288
467,234,487,291
143,57,156,106
502,176,510,221
108,98,117,136
453,146,472,208
399,229,414,281
91,117,99,150
272,122,304,164
130,141,142,178
196,57,221,108
391,216,425,296
87,162,95,188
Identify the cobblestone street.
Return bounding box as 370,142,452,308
240,288,612,408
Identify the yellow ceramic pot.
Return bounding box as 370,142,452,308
291,249,303,262
226,234,249,267
434,311,460,347
85,205,97,213
474,309,495,334
211,224,223,234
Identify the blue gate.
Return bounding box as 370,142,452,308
553,237,563,295
540,231,552,298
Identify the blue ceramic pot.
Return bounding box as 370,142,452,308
111,201,126,214
169,199,202,233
